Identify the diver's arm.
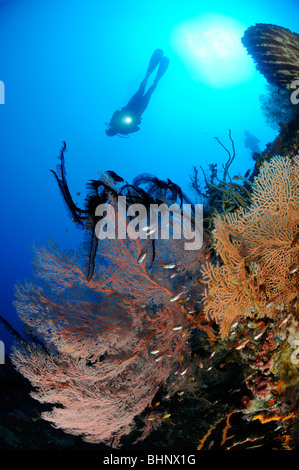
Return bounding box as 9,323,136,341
109,109,123,126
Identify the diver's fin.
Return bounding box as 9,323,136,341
146,49,164,76
154,56,169,84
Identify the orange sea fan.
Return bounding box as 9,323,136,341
202,155,299,337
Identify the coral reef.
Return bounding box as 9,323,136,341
202,155,299,338
8,148,298,450
10,235,202,446
242,23,299,90
1,21,298,451
259,84,299,131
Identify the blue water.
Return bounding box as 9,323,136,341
0,0,298,351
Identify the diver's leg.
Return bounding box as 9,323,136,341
128,49,164,106
126,83,146,108
136,57,170,114
153,56,170,85
126,51,167,112
146,48,164,76
137,84,157,114
128,49,164,105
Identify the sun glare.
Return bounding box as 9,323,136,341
172,13,254,88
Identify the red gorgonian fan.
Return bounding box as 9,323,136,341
11,234,203,445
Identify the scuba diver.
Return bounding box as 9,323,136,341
105,49,169,137
243,130,261,154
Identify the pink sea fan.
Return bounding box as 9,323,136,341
11,238,192,445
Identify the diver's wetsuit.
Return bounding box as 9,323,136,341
106,49,169,137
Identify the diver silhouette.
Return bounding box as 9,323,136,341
105,49,169,137
243,130,261,154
